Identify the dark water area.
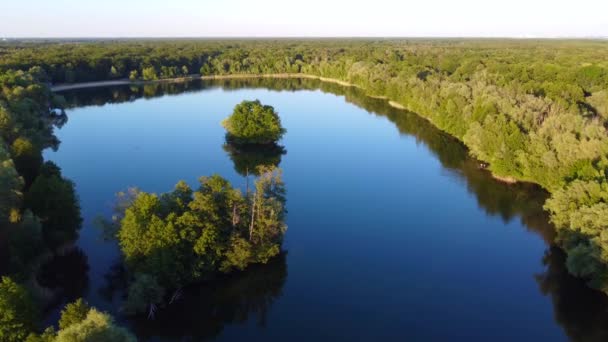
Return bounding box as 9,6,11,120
41,78,608,341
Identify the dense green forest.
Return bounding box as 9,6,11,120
1,39,608,336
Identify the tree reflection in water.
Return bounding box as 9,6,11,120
127,253,287,341
223,143,286,177
36,246,90,309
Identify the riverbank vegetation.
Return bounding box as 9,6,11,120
0,277,134,342
0,67,96,338
0,68,82,278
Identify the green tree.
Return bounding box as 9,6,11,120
0,105,15,140
0,277,37,342
142,67,158,81
0,143,23,224
25,162,82,246
26,303,134,342
25,327,56,342
128,70,139,81
109,66,120,79
247,166,286,264
58,299,90,330
222,100,286,145
123,273,165,315
8,211,44,277
54,309,135,342
10,137,42,184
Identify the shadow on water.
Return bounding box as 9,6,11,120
96,252,287,341
128,253,287,341
37,247,90,301
36,246,90,325
59,78,608,341
536,247,608,342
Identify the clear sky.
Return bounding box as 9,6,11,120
1,0,607,38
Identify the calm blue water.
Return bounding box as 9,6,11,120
43,79,608,341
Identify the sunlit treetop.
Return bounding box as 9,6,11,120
222,100,286,145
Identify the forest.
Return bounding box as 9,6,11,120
1,39,608,338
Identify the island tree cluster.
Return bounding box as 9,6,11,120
112,166,287,314
222,99,287,176
222,100,286,145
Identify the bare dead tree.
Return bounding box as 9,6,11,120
232,203,239,227
245,167,250,195
249,194,256,241
148,303,157,320
169,287,182,305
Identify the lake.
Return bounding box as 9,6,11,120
43,78,608,341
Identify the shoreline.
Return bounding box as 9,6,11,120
51,73,521,186
491,174,518,184
50,73,360,92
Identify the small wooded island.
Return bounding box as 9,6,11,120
222,100,286,145
114,168,287,314
222,100,287,176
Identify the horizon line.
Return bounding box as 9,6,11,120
3,36,608,41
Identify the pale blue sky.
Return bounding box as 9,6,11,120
1,0,607,38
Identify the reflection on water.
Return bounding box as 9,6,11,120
37,246,89,312
536,247,608,342
92,253,287,341
53,78,608,340
223,143,286,177
130,253,287,341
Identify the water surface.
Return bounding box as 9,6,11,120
44,78,608,341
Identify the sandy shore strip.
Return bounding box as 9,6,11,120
51,79,133,91
50,73,362,92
